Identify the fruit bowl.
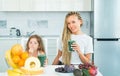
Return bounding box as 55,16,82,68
5,44,28,68
20,67,44,75
5,50,19,68
5,44,44,75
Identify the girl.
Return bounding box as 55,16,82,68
26,34,48,66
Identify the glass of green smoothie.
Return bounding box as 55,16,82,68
68,40,75,52
38,55,46,67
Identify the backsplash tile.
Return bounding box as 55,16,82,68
28,19,48,28
0,12,91,36
0,20,7,28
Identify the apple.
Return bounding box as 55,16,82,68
88,66,97,76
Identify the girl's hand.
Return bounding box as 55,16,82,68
29,48,34,53
28,48,35,56
44,58,48,67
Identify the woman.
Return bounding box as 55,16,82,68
52,11,93,65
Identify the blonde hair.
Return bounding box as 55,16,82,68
62,11,82,65
26,35,45,54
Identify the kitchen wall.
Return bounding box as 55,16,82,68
0,11,91,36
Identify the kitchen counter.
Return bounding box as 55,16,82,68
0,65,103,76
0,35,29,39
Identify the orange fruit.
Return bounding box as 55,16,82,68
11,44,23,56
18,59,25,67
21,52,29,60
12,55,21,64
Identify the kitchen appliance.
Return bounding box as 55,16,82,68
16,29,21,36
10,27,21,37
94,0,120,76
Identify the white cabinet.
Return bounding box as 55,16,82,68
33,0,46,11
44,0,61,11
28,0,61,11
33,0,92,11
0,0,2,11
82,0,92,11
60,0,84,11
0,38,21,72
41,37,59,65
0,38,21,51
1,0,20,11
19,0,34,11
46,37,59,65
0,0,33,11
0,0,92,11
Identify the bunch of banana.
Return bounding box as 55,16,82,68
20,57,44,75
5,50,18,68
7,68,24,76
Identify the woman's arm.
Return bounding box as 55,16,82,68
72,43,92,64
78,52,92,64
52,50,62,65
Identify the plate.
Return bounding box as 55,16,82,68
56,71,73,73
55,67,74,73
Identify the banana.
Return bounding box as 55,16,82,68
7,69,21,76
5,50,18,68
13,68,24,74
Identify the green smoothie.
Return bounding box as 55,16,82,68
38,55,46,67
68,40,75,52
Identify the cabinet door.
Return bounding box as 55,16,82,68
19,0,34,11
32,0,91,11
2,0,20,11
46,37,59,65
60,0,91,11
48,55,57,65
33,0,46,11
0,0,2,11
46,0,61,11
1,0,92,11
94,0,120,38
60,0,74,11
94,39,120,76
32,0,60,11
0,39,18,72
82,0,91,11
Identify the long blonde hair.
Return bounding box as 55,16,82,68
62,11,82,65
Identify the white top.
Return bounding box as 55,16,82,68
58,34,93,64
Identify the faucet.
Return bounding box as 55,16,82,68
26,31,35,37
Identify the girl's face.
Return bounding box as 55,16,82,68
28,38,39,51
66,15,81,34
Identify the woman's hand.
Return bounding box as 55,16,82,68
71,43,92,64
71,43,81,54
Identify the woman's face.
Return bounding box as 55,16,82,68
66,15,81,34
28,38,39,51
